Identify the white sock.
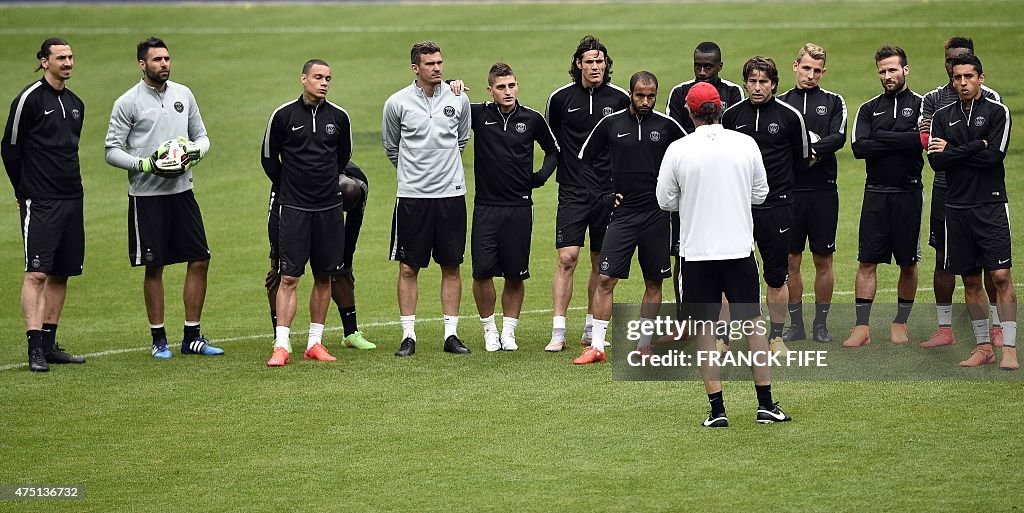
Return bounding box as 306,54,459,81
480,314,497,333
937,304,953,327
638,317,655,348
401,315,416,341
274,325,291,351
972,319,990,345
1002,321,1017,348
444,315,459,339
591,319,609,352
551,315,567,343
502,317,519,340
307,322,324,350
990,304,1000,325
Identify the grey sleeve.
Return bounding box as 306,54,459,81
187,88,211,156
382,97,401,168
457,94,471,153
104,96,141,171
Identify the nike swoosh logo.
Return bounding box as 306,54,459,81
735,124,748,130
617,133,631,138
827,243,835,249
291,125,304,131
660,268,671,274
44,110,54,115
567,107,581,113
779,227,791,234
873,111,886,116
758,409,787,420
519,270,528,275
484,121,498,125
949,120,961,127
999,258,1010,264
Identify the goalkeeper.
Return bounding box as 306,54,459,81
104,36,223,359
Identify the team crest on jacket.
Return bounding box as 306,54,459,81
31,258,41,269
901,107,914,118
650,130,661,142
444,106,456,117
602,106,613,116
768,123,780,134
174,101,184,113
816,105,827,116
71,109,81,120
326,123,337,135
515,122,527,133
974,116,986,127
600,259,610,271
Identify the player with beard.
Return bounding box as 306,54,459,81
574,71,685,364
845,45,924,348
544,35,630,353
105,37,222,359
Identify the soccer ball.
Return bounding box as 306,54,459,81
152,139,187,176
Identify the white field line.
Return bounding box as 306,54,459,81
7,283,1018,371
0,20,1021,37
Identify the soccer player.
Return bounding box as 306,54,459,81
845,45,923,348
544,35,630,352
777,43,847,344
928,54,1018,370
104,37,223,359
2,38,87,372
574,71,685,365
383,41,472,357
662,41,745,315
919,37,1004,349
723,56,810,354
657,82,790,427
261,59,352,366
469,63,559,351
263,162,373,362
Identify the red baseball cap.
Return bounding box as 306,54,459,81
686,82,722,114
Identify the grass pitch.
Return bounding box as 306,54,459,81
1,2,1023,511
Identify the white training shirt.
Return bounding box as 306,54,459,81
656,123,768,261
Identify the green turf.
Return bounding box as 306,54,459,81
1,2,1023,511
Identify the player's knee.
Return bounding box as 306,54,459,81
597,275,617,292
990,270,1013,290
765,273,788,289
188,258,209,273
556,252,579,272
279,274,300,289
23,272,46,287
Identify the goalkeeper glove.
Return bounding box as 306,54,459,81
175,137,203,166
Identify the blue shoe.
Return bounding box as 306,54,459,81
181,337,224,356
152,340,173,359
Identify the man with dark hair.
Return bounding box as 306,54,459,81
261,58,353,366
383,40,472,357
572,71,684,364
544,35,630,352
105,37,222,359
928,54,1017,370
777,43,847,344
845,45,924,348
469,63,559,351
723,56,810,354
3,37,87,372
919,37,1003,349
658,82,789,427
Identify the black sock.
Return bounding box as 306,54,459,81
42,322,57,349
769,322,784,339
270,311,277,333
755,384,774,410
151,326,166,345
26,330,43,351
184,324,201,343
855,298,873,326
894,297,914,324
708,390,726,416
814,302,830,327
788,303,804,329
340,306,358,337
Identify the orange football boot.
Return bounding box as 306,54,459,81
303,343,337,361
920,327,955,348
959,344,996,367
842,326,871,348
573,346,607,365
267,347,290,367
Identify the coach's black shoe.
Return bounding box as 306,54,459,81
781,324,807,342
28,346,49,372
812,324,833,344
756,402,792,424
395,337,416,357
443,335,471,354
702,411,728,428
45,342,86,364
